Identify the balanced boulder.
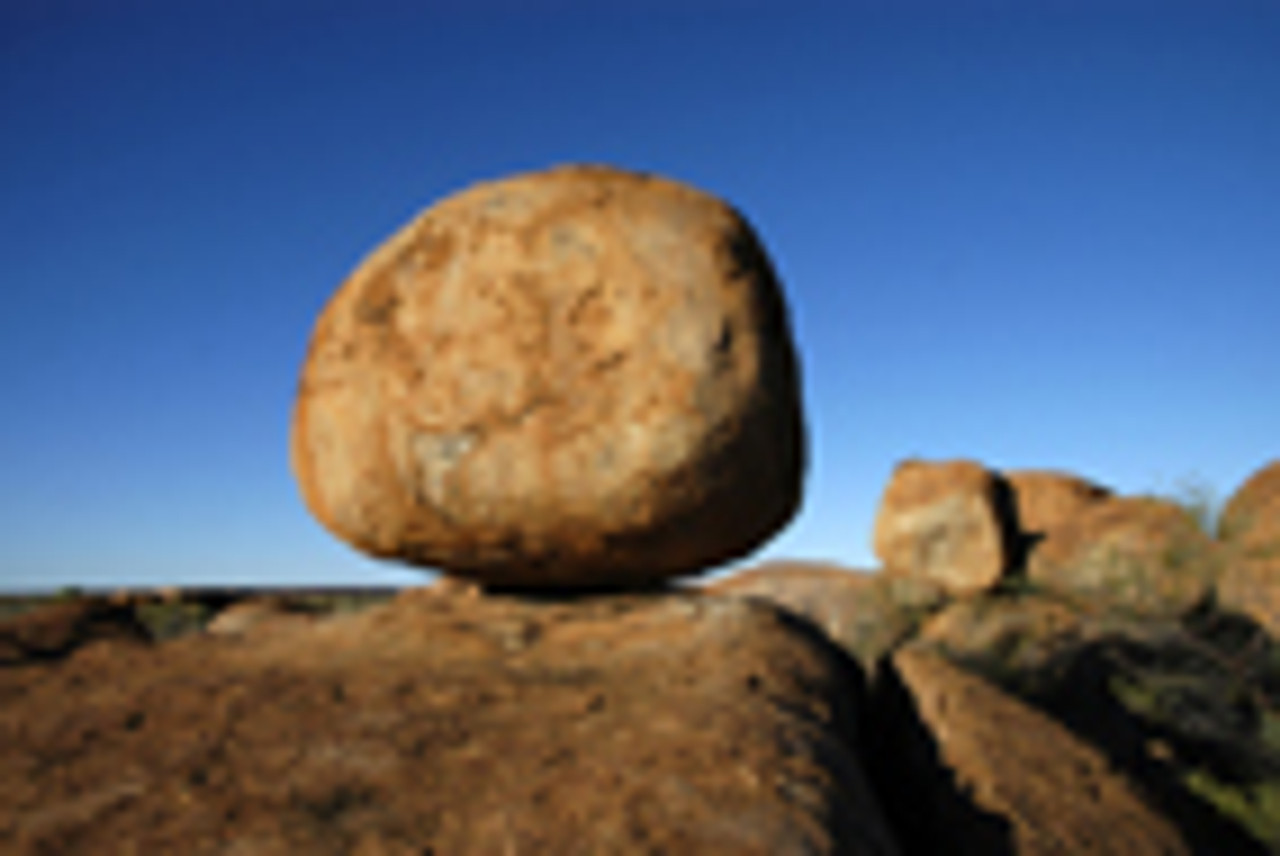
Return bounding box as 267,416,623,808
291,165,805,588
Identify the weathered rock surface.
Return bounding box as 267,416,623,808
1026,497,1217,617
1220,460,1280,551
0,599,149,665
706,561,947,675
1215,462,1280,636
0,589,900,856
1004,469,1113,545
874,648,1190,856
914,591,1093,679
872,460,1011,595
291,164,805,588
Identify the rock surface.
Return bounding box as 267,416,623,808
876,648,1190,856
914,591,1092,678
1003,469,1113,547
1026,497,1217,617
291,164,805,588
872,460,1010,595
0,599,149,665
706,561,947,675
1220,460,1280,550
1217,461,1280,635
0,589,899,856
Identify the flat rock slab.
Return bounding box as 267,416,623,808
880,648,1189,856
0,590,898,856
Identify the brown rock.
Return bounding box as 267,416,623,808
872,459,1010,595
1214,462,1280,634
1220,460,1280,557
914,592,1090,676
1218,557,1280,637
204,598,317,637
0,591,900,855
880,648,1189,855
706,560,947,674
0,599,149,665
291,164,805,589
1026,497,1217,616
1003,469,1113,540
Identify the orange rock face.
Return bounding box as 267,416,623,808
707,561,947,674
291,165,805,588
0,591,900,855
1026,497,1217,616
1217,461,1280,633
1004,469,1113,540
872,460,1010,595
1220,460,1280,555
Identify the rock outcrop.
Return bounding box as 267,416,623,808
872,459,1011,595
1026,497,1217,617
1217,461,1280,635
0,590,899,856
291,164,805,589
0,599,149,665
705,561,947,675
875,648,1191,856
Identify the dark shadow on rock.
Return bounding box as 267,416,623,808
1025,630,1272,856
863,655,1015,856
0,598,151,666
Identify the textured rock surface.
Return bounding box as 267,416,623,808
1220,460,1280,551
1218,462,1280,633
706,561,947,675
1004,469,1113,543
0,589,900,856
0,599,149,665
876,648,1190,856
913,592,1092,678
291,164,805,588
1026,497,1217,617
872,460,1010,595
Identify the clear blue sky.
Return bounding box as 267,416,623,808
3,1,1277,591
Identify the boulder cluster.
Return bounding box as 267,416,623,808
710,458,1280,855
3,164,1277,854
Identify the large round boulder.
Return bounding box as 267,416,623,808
291,165,805,588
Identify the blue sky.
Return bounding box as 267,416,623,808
2,1,1277,591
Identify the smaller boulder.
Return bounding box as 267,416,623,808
1004,469,1113,541
1218,557,1280,638
1027,497,1217,617
872,459,1011,595
1219,460,1280,558
205,597,317,637
1214,462,1280,635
